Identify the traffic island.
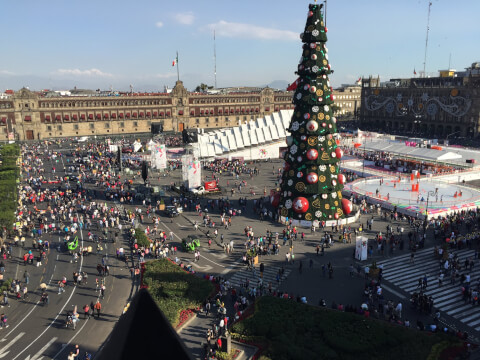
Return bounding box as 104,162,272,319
141,258,214,328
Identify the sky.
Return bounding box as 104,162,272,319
0,0,478,92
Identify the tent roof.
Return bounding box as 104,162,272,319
363,141,462,162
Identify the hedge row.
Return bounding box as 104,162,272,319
231,296,462,360
0,144,20,230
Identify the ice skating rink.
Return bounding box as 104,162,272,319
348,177,480,218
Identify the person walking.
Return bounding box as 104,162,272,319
0,313,8,328
94,300,102,319
23,270,30,285
83,304,90,319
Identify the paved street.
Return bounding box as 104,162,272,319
2,139,480,359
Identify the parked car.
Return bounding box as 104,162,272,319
164,205,180,218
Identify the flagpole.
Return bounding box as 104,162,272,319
176,51,180,81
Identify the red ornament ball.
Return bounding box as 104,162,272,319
270,193,280,207
334,212,339,220
330,94,334,101
304,113,311,120
293,197,309,213
306,172,318,184
342,198,353,215
311,54,317,60
322,122,327,127
310,86,317,93
310,43,316,49
338,174,346,184
342,199,353,215
308,11,313,17
306,149,318,160
325,27,328,33
335,147,343,159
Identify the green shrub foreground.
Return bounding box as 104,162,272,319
231,296,462,360
0,144,20,231
143,259,214,327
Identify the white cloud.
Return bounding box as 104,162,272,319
206,20,298,41
0,70,15,76
54,68,113,77
154,73,177,79
172,11,194,25
155,21,164,28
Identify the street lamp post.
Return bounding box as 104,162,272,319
446,131,461,144
423,190,436,235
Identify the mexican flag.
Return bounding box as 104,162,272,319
172,55,178,67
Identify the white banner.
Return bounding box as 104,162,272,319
150,143,167,170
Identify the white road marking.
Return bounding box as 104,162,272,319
0,332,25,358
28,336,57,360
51,318,89,360
381,284,407,300
220,258,243,275
190,263,213,272
10,222,85,360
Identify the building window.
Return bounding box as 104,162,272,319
104,123,110,129
195,119,200,124
236,117,240,121
47,126,52,131
205,118,209,123
133,121,138,127
225,117,229,122
243,116,247,121
89,123,95,129
147,121,151,126
73,124,79,130
120,122,125,128
57,125,62,131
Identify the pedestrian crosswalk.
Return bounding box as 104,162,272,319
226,263,291,292
377,247,480,331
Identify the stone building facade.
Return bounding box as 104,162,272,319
0,80,361,141
360,74,480,138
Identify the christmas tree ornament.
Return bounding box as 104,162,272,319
335,147,343,159
306,149,318,160
306,120,318,132
306,172,318,184
342,198,353,215
293,197,309,213
338,173,346,184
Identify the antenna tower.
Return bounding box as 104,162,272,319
214,30,217,88
423,1,432,77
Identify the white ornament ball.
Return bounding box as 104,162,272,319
297,156,303,162
306,120,318,132
311,54,317,60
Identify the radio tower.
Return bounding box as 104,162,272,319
423,1,432,78
213,30,217,88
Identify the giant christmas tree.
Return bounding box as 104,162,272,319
279,3,352,225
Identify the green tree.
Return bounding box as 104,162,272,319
279,3,351,224
194,83,210,92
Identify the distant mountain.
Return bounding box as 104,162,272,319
263,80,289,90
